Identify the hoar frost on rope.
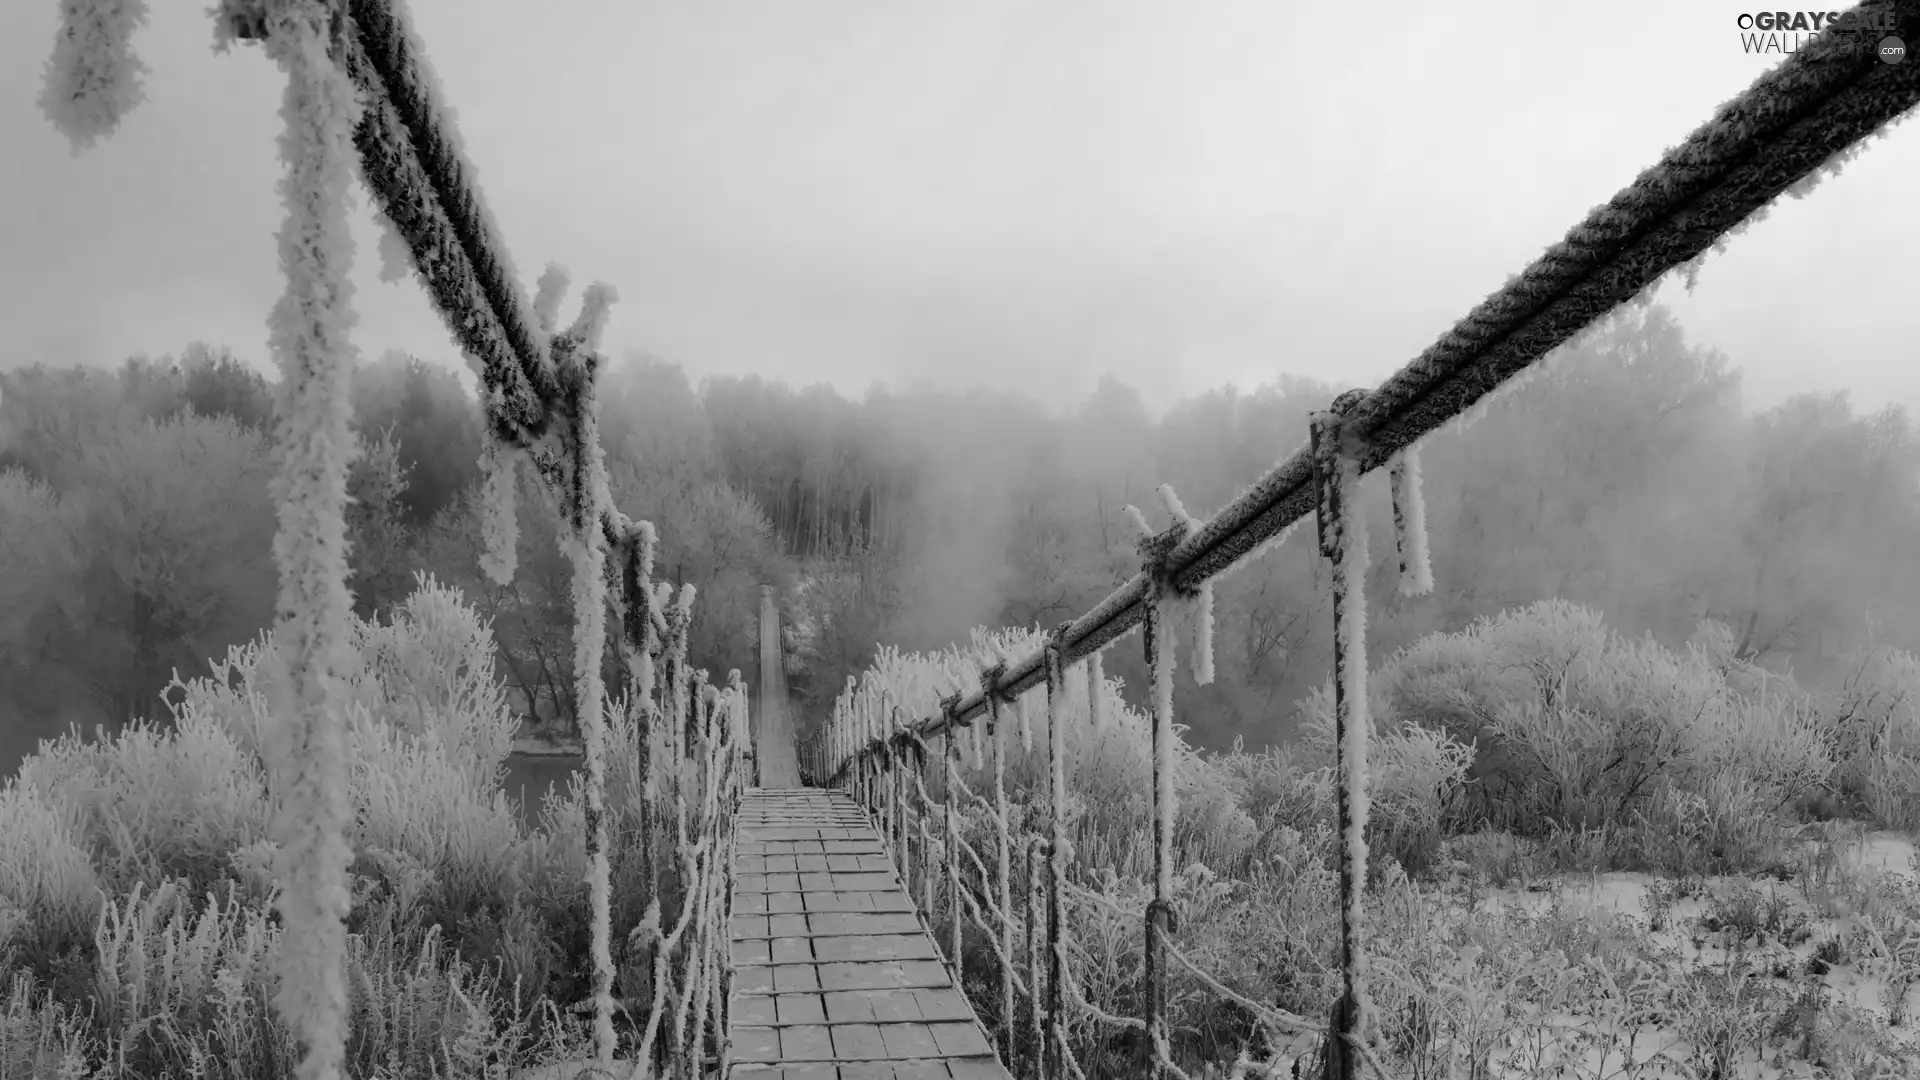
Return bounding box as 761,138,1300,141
1668,99,1915,297
67,0,742,1069
537,268,624,1066
379,0,550,383
39,0,151,151
1433,337,1581,437
250,2,366,1077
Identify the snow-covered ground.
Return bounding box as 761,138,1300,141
1325,829,1920,1078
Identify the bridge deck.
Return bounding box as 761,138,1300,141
730,789,1010,1080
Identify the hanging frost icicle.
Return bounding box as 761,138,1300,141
1387,447,1433,597
1087,651,1106,732
533,263,571,338
39,0,152,151
1435,338,1579,439
630,518,658,707
569,282,618,351
476,440,518,585
1017,688,1033,753
1189,582,1215,686
252,3,364,1077
1157,484,1214,687
373,212,413,284
1156,483,1190,525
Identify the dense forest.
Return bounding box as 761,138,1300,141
3,302,1916,774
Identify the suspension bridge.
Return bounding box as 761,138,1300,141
35,0,1920,1076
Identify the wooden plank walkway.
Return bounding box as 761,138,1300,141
755,587,803,788
729,789,1011,1080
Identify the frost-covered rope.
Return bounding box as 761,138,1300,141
38,0,151,149
903,761,1041,1003
839,650,1385,1080
536,293,624,1066
630,628,737,1077
240,5,367,1078
38,0,753,1074
825,6,1920,755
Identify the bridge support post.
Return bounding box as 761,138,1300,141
1311,392,1374,1080
982,663,1017,1065
1025,838,1047,1078
942,701,964,977
1133,504,1195,1078
1043,632,1071,1080
1140,579,1175,1079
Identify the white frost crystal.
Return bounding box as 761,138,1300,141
39,0,151,151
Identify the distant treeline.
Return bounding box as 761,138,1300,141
3,302,1916,774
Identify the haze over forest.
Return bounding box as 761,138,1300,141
5,299,1918,778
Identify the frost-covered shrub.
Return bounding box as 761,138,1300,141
348,713,523,915
520,691,658,923
161,634,281,765
848,627,1257,874
346,571,519,792
37,575,531,926
0,784,99,952
85,877,535,1079
171,573,518,793
1823,647,1920,831
16,712,270,893
1370,601,1831,853
1295,687,1474,878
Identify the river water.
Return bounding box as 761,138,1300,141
500,752,583,824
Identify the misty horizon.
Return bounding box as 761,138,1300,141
5,0,1918,424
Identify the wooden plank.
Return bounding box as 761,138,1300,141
730,790,1011,1080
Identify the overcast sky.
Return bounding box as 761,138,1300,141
2,0,1915,419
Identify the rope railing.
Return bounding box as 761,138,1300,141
33,0,1920,1075
826,0,1920,744
811,5,1920,1077
36,1,753,1078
